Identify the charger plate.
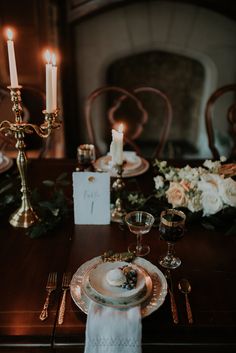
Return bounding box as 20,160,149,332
70,256,167,317
94,153,149,178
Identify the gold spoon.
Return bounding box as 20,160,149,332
178,278,193,324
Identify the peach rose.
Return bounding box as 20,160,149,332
166,182,188,208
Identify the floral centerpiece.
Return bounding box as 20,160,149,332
128,158,236,235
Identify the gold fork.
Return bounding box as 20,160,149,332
39,272,57,321
58,272,71,325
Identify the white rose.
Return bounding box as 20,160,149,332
153,175,164,190
198,174,223,192
201,191,223,216
219,177,236,207
166,182,188,208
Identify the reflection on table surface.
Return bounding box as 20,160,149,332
0,158,235,353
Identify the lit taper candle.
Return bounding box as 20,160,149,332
51,53,57,111
110,123,124,165
44,50,53,113
6,28,19,88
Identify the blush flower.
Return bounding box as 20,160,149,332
166,182,188,208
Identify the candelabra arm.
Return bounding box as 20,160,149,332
25,110,61,138
0,120,12,130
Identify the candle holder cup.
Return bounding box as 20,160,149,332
0,86,61,228
76,144,96,171
111,162,126,223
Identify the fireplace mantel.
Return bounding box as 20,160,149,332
67,0,236,22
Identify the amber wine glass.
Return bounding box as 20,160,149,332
77,144,96,171
125,211,155,256
159,209,186,269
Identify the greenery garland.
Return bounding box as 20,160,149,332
1,158,235,238
0,172,72,239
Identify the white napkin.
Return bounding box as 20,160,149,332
84,301,142,353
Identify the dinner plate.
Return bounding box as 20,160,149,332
0,154,13,174
94,154,149,178
70,256,167,317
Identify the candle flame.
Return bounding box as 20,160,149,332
6,28,13,40
44,49,51,64
118,123,124,133
51,53,56,66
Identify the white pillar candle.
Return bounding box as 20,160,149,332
6,28,19,88
110,124,124,165
44,50,53,113
51,53,57,111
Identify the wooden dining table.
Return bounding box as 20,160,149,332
0,158,235,353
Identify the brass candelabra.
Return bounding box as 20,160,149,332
111,163,126,223
0,86,61,228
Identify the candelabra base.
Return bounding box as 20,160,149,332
9,207,39,228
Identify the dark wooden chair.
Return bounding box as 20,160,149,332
132,86,172,158
84,85,172,158
0,86,51,158
205,84,236,160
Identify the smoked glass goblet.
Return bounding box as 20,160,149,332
159,209,186,269
125,211,155,257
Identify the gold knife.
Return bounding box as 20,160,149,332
165,270,179,324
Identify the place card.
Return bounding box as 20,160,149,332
72,172,110,224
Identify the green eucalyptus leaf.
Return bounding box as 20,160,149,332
39,200,55,210
51,208,60,217
57,180,70,186
42,180,55,187
56,172,68,182
28,223,47,239
201,221,215,231
224,223,236,236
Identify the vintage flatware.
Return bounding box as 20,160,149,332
165,270,179,324
39,272,57,321
178,278,193,324
58,272,71,325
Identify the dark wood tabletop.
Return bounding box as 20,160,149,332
0,159,236,353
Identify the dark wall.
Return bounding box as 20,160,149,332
0,0,56,90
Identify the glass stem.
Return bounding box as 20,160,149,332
167,242,175,259
136,233,142,255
